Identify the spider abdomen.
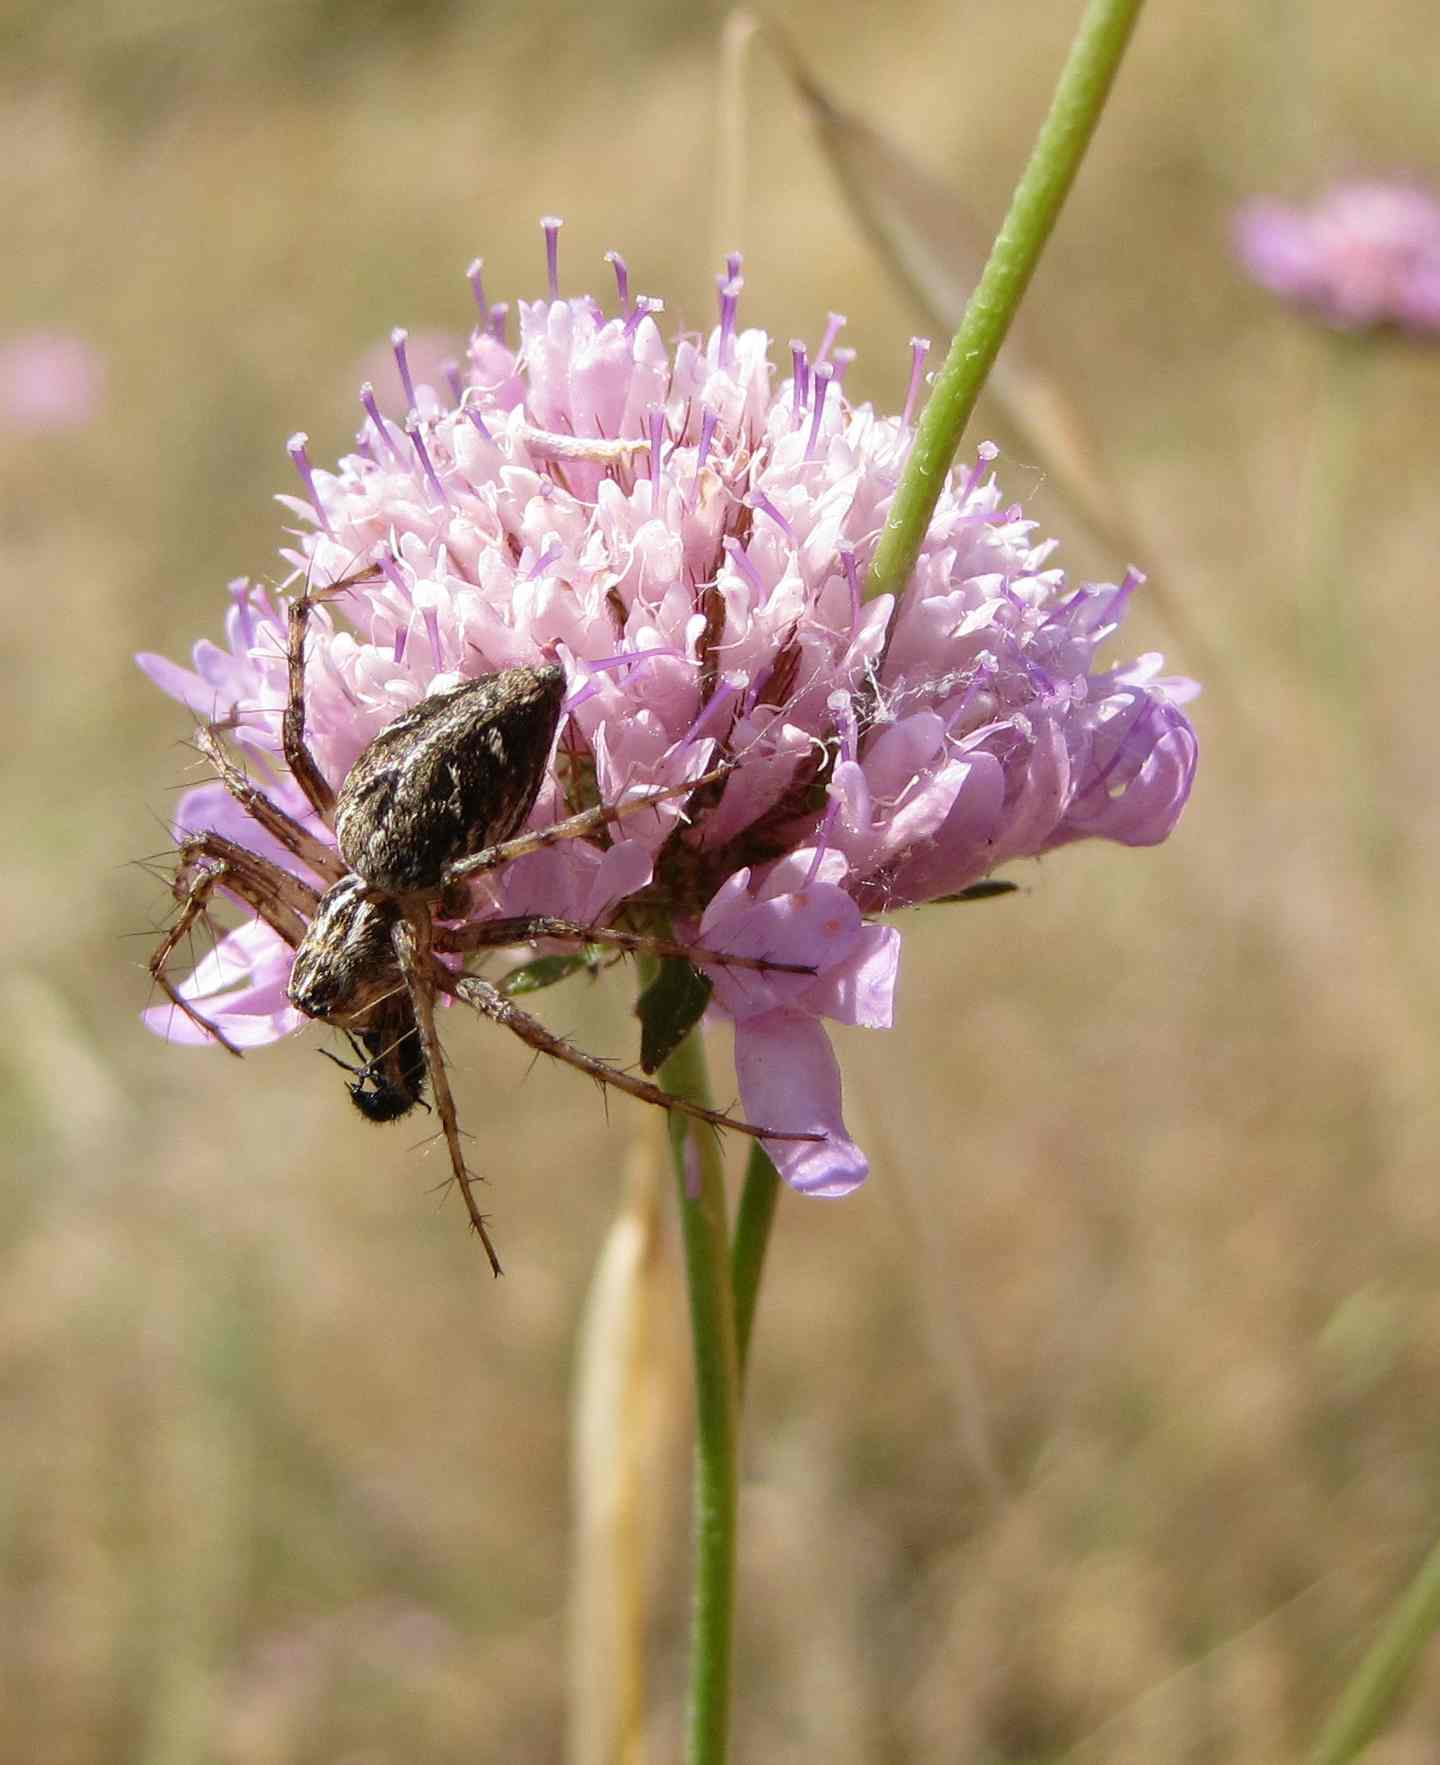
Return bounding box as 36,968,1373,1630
333,664,566,896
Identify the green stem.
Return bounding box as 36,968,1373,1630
654,1013,740,1765
866,0,1147,604
731,1144,782,1386
1311,1534,1440,1765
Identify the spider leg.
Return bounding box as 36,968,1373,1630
442,761,733,888
391,908,504,1276
282,565,381,824
149,832,319,1056
444,971,824,1148
193,725,346,884
436,914,816,980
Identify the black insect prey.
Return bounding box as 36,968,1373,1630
149,573,820,1273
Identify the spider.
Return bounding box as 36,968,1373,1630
147,571,820,1272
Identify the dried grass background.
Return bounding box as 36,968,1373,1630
4,0,1440,1759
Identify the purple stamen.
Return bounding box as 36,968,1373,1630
605,250,630,314
541,216,563,299
488,303,510,345
790,340,810,419
647,404,665,492
562,676,603,716
360,383,404,464
805,362,833,462
723,536,767,598
948,656,1002,725
690,405,718,506
814,312,847,368
805,803,839,885
461,395,495,445
725,251,743,282
392,625,408,664
830,347,856,386
408,422,451,509
624,294,663,340
286,433,334,538
526,539,564,581
961,440,999,500
716,275,742,358
682,675,740,747
749,488,794,541
466,258,488,320
391,327,417,412
902,337,930,431
443,359,463,405
696,405,718,475
562,645,682,713
424,605,444,671
588,645,683,675
839,546,862,633
377,552,412,602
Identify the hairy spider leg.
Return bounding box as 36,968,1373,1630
444,971,824,1149
149,832,321,1056
441,761,734,888
283,566,383,824
391,911,504,1275
193,725,346,886
436,914,817,979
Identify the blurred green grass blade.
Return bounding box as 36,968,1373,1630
1312,1533,1440,1765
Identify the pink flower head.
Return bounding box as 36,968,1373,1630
141,227,1198,1197
1235,180,1440,336
0,330,104,431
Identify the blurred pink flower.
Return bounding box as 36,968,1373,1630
1235,180,1440,336
0,329,104,430
141,234,1197,1196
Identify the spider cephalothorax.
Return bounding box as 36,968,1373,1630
149,576,820,1271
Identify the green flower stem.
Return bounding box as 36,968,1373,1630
731,1143,782,1387
653,1008,740,1765
1311,1534,1440,1765
865,0,1148,604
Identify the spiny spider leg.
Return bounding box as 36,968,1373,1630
391,911,504,1276
192,726,346,885
283,565,382,824
443,761,733,887
436,914,817,979
149,832,320,1056
444,972,824,1148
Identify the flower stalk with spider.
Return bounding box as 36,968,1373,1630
139,0,1194,1744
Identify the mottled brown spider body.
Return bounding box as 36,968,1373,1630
332,664,566,896
148,579,820,1272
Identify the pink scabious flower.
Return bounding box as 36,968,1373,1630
0,329,105,430
1235,179,1440,336
140,228,1198,1198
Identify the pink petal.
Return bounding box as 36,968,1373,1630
734,1011,868,1196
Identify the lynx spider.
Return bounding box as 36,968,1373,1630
148,568,819,1273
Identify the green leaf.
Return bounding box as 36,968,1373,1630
931,880,1020,905
637,957,714,1075
497,949,603,998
